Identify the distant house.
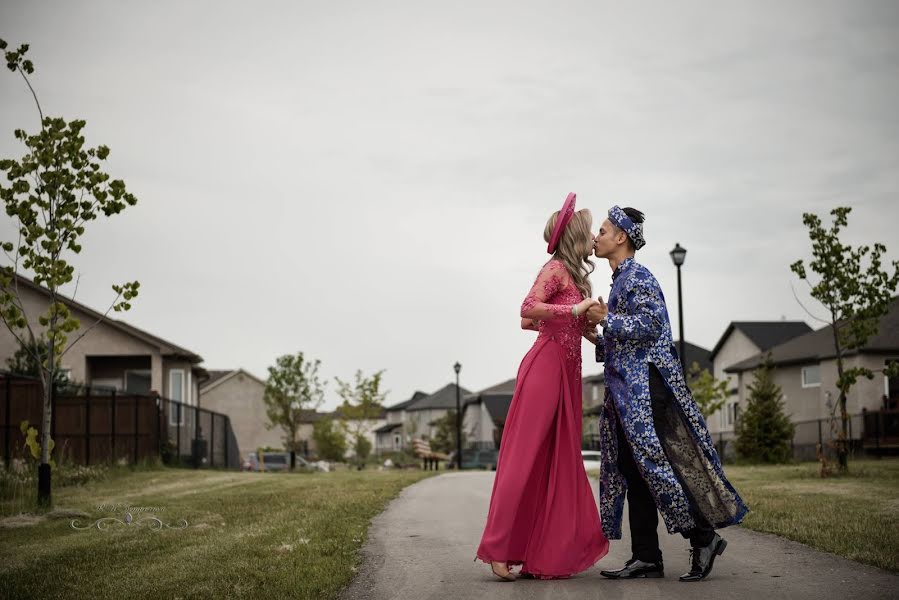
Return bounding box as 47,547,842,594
199,368,285,460
462,378,516,449
0,274,206,405
334,405,387,459
583,372,605,411
403,383,471,442
708,321,812,438
724,298,899,459
375,391,427,453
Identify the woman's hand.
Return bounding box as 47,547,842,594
521,317,540,331
583,327,598,344
575,298,598,316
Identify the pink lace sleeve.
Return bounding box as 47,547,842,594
520,260,576,321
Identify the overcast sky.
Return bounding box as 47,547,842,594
1,1,898,410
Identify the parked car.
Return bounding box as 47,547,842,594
582,450,602,472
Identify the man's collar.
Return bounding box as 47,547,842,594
612,256,636,280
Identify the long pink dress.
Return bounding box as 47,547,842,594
476,259,609,578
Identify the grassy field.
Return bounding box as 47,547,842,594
0,467,433,599
588,458,899,571
726,459,899,572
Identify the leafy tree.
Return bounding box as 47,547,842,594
335,369,386,462
430,410,465,454
6,334,69,385
262,352,326,469
791,207,899,470
735,358,795,463
686,362,729,418
312,417,347,462
353,433,372,467
0,40,139,505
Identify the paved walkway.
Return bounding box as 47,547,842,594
342,471,897,600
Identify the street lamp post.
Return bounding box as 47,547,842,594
454,362,462,470
669,243,687,372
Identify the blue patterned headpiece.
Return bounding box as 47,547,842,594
608,206,645,250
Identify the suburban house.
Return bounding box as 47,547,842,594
334,404,387,459
403,383,471,443
724,298,899,459
199,368,286,459
0,275,207,405
462,378,516,449
707,320,812,441
375,391,428,453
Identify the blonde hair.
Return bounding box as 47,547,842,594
543,208,594,299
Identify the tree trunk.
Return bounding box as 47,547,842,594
831,318,849,472
37,338,53,507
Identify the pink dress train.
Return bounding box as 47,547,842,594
476,259,609,578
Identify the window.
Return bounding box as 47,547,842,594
124,370,151,394
726,402,740,426
802,365,821,388
169,370,184,403
592,384,600,402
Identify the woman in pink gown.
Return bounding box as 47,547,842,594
476,193,610,581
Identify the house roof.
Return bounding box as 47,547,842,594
199,368,266,393
374,422,402,434
11,274,204,364
725,297,899,373
675,340,713,374
332,406,388,420
204,370,233,388
298,410,325,423
710,321,812,361
463,378,516,407
386,391,428,412
406,383,472,411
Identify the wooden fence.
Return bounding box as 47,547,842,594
1,372,239,469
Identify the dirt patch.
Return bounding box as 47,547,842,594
0,514,45,528
760,482,860,497
45,508,91,519
139,473,260,497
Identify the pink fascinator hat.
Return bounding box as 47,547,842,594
547,192,577,254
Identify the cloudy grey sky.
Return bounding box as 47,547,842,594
2,1,898,410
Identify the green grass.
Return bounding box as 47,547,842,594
726,459,899,572
0,466,433,599
588,459,899,571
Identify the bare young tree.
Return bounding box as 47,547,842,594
0,40,139,505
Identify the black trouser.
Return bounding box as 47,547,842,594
616,364,715,563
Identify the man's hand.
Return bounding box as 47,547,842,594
584,327,598,344
586,296,608,325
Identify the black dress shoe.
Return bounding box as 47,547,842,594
600,558,664,579
679,533,727,582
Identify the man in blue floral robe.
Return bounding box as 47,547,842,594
586,206,748,582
